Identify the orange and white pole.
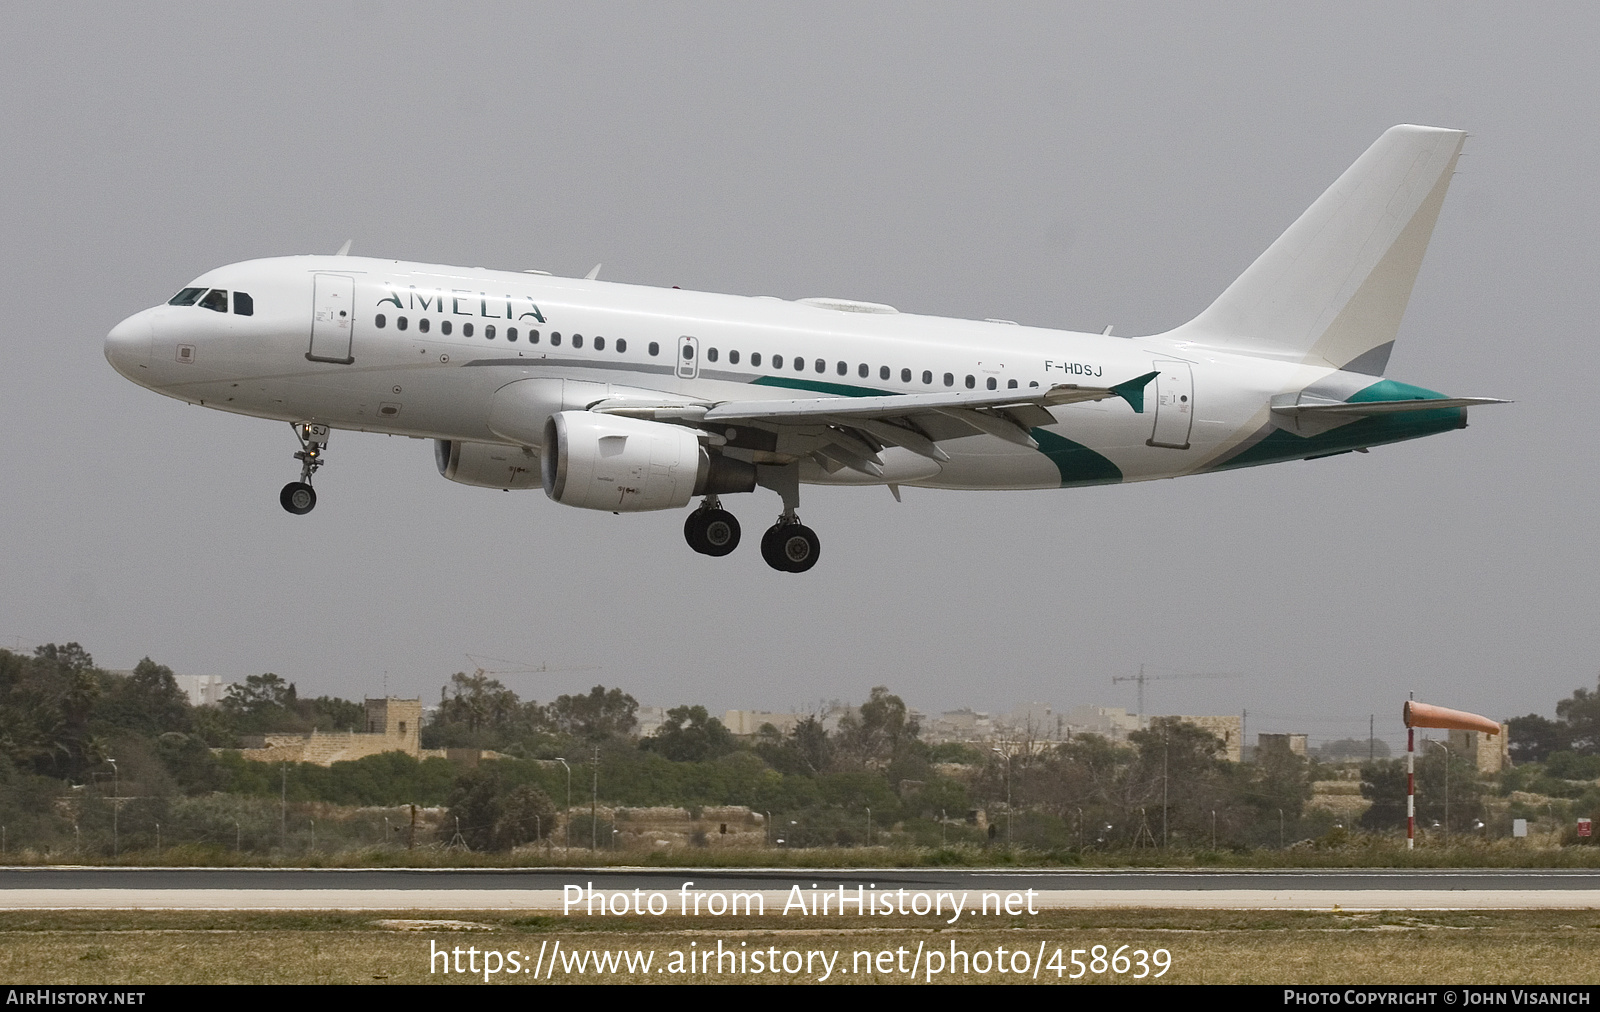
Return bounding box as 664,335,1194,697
1402,699,1499,851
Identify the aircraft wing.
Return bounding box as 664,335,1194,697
594,371,1157,474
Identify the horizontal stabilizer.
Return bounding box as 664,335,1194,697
1271,396,1507,417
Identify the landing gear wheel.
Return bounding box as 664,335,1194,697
760,522,820,573
279,482,317,515
684,508,741,556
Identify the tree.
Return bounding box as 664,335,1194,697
444,767,556,851
754,716,831,776
548,686,638,740
221,673,299,731
641,705,737,762
833,687,917,770
96,658,189,736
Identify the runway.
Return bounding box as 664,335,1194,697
3,867,1599,911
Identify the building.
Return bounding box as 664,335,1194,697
1163,715,1243,763
722,710,806,737
1061,705,1142,741
236,697,432,766
1448,723,1510,775
1257,733,1309,758
174,674,229,707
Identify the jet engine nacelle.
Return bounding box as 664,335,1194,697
541,411,756,512
435,439,542,490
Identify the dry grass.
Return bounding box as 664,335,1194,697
2,909,1599,984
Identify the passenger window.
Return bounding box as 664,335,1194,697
550,332,561,346
902,368,911,383
796,357,807,372
728,350,739,364
199,289,228,312
530,330,540,344
168,287,205,306
441,320,452,335
922,370,932,384
398,317,408,331
616,337,626,352
232,292,254,316
814,359,824,373
1007,379,1017,389
419,318,430,333
772,354,783,369
1029,380,1039,388
375,314,386,329
507,327,517,342
707,348,718,363
879,366,889,380
573,334,582,348
965,375,975,389
464,323,474,337
592,335,602,350
485,324,496,339
836,361,846,376
944,373,954,386
648,341,659,356
987,377,997,390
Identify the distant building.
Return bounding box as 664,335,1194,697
1062,705,1141,741
174,674,229,708
921,708,996,745
1257,733,1309,758
1159,715,1243,763
723,710,806,737
1448,723,1510,775
235,697,441,766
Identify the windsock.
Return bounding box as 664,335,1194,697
1402,700,1501,734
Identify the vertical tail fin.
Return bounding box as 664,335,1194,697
1166,125,1466,375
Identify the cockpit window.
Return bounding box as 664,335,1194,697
168,287,205,306
198,289,229,312
233,291,254,316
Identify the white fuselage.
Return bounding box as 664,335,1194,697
106,255,1405,492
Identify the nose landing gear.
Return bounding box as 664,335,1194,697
280,423,328,515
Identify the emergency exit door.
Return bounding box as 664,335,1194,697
1147,360,1193,449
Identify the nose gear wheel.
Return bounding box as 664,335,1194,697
280,422,329,515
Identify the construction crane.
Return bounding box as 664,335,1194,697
464,654,601,681
1112,665,1243,728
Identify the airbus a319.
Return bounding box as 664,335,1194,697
105,125,1501,573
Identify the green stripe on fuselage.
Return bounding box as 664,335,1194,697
1210,379,1464,471
1033,429,1124,487
751,376,885,397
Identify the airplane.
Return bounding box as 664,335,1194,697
105,124,1502,573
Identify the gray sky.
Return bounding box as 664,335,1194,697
2,3,1594,748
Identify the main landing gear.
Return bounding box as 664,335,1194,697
684,498,741,557
760,515,820,573
681,463,821,572
280,422,328,515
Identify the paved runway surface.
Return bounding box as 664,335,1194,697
3,867,1599,910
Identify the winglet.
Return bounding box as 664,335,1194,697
584,263,602,280
1111,371,1159,413
334,239,353,256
